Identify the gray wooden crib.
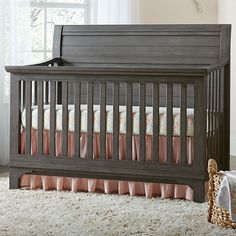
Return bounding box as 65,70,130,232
5,24,231,202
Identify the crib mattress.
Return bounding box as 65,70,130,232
21,105,194,136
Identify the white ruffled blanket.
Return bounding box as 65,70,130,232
217,171,236,222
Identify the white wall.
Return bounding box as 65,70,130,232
138,0,218,24
218,0,236,156
138,0,236,156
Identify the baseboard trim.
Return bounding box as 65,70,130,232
230,135,236,157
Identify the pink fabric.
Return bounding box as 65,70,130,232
20,130,194,200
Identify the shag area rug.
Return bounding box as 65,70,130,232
0,177,235,236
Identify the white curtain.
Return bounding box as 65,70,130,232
0,0,31,165
90,0,139,24
0,0,138,166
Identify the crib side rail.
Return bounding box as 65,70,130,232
206,64,230,171
9,70,203,159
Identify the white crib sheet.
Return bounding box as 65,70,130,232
21,105,194,136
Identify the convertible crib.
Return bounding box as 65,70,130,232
6,24,231,202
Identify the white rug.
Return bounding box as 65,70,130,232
0,177,235,236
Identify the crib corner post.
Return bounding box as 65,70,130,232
9,168,27,189
223,63,230,171
10,75,21,161
192,180,205,203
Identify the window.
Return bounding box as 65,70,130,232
30,0,90,63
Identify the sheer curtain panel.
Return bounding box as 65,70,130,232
90,0,139,24
0,0,138,166
0,0,31,165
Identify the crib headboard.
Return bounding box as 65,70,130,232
53,24,231,66
52,24,231,106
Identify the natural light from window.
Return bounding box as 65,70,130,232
30,0,90,63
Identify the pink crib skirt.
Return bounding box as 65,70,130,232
20,130,194,200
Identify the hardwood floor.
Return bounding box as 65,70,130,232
1,157,236,178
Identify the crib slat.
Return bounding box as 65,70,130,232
139,83,146,161
180,84,187,164
167,84,173,163
113,83,119,160
214,71,218,163
213,72,216,160
62,81,68,156
74,82,81,157
100,82,106,159
34,81,37,105
50,81,56,156
57,82,62,104
22,81,26,110
207,75,211,158
37,81,44,155
87,82,94,159
152,83,159,162
25,81,32,154
217,70,220,164
45,81,49,104
126,83,133,161
213,72,216,159
211,72,214,157
219,68,224,164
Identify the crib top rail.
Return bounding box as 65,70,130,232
5,59,229,76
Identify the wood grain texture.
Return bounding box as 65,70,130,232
152,83,159,162
126,83,133,161
67,82,194,108
180,84,187,164
112,83,119,160
213,71,217,162
10,78,21,160
37,81,44,155
219,68,225,170
49,81,56,156
62,81,68,156
58,24,230,67
87,82,94,159
211,73,214,158
62,35,220,47
74,82,81,157
33,81,37,105
167,84,173,163
25,81,32,155
53,25,63,58
11,155,202,180
193,78,207,175
216,70,220,165
45,82,49,104
139,83,146,162
207,75,211,159
6,24,231,203
223,63,230,170
100,82,106,159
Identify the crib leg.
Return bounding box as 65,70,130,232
9,168,27,189
192,180,205,203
